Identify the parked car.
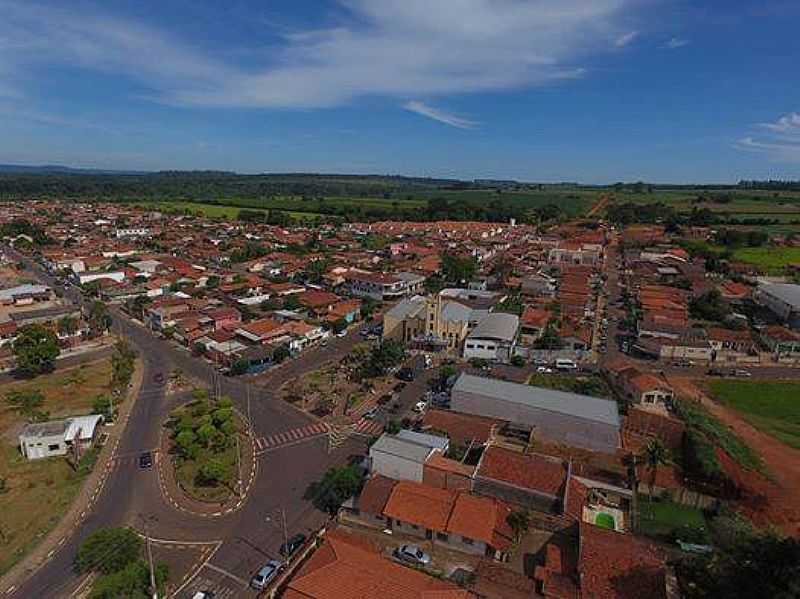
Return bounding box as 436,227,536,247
362,407,379,420
336,329,348,337
735,369,752,378
192,592,215,599
412,401,427,414
536,366,553,374
394,544,431,566
396,367,416,382
138,452,153,469
250,560,284,590
279,533,307,557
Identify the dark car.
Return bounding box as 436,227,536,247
279,533,307,557
138,451,153,469
153,372,165,385
396,367,415,382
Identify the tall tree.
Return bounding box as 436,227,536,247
13,324,60,376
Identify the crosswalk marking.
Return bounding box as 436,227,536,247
255,422,330,452
353,418,384,437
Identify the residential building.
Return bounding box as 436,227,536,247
19,415,104,460
369,431,448,483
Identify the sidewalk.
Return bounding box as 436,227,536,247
0,358,146,596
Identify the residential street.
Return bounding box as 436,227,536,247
3,246,368,598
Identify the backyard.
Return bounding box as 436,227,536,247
0,359,113,575
708,380,800,450
638,497,710,544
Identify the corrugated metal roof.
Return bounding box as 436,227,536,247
452,373,620,427
395,430,449,452
759,283,800,308
467,313,519,342
369,434,436,462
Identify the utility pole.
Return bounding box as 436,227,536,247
141,517,158,599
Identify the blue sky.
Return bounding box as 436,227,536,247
1,0,799,183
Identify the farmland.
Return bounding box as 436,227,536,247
135,200,321,222
708,380,800,450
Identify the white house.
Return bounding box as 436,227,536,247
369,431,448,483
19,415,104,460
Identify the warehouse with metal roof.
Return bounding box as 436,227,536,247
450,373,620,453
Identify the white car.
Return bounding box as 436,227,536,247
336,329,348,337
536,366,553,374
412,401,427,414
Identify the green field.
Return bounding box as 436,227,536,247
135,201,321,221
134,188,596,221
731,246,800,271
638,498,710,543
708,380,800,449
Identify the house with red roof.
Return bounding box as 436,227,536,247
283,528,475,599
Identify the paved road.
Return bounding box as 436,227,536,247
4,247,368,598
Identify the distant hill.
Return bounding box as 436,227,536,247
0,164,147,175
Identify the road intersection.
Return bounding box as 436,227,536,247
3,247,368,598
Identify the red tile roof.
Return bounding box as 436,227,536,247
284,529,474,599
578,522,667,599
477,446,567,497
422,408,502,446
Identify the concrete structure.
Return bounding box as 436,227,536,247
463,312,519,362
450,374,620,453
368,431,448,483
19,415,104,460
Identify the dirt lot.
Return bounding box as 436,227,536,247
667,375,800,536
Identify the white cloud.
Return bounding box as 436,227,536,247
615,31,639,47
0,0,639,110
736,113,800,162
759,112,800,138
666,37,689,49
403,101,477,129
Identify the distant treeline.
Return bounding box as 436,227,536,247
738,180,800,191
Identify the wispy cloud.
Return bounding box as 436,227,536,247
735,112,800,162
0,0,640,110
665,37,689,49
758,112,800,137
403,101,477,129
615,31,639,47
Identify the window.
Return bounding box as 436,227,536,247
466,344,475,349
462,536,474,545
48,444,60,451
437,532,449,542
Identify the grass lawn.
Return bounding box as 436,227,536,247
638,497,710,543
174,444,239,503
708,380,800,449
0,360,112,433
731,246,800,272
0,359,113,575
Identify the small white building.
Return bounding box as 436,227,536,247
19,415,104,460
463,312,519,362
368,431,449,483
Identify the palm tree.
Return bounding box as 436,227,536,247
642,438,667,502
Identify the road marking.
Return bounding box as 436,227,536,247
202,562,249,587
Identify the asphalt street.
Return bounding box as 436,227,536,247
3,246,369,598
